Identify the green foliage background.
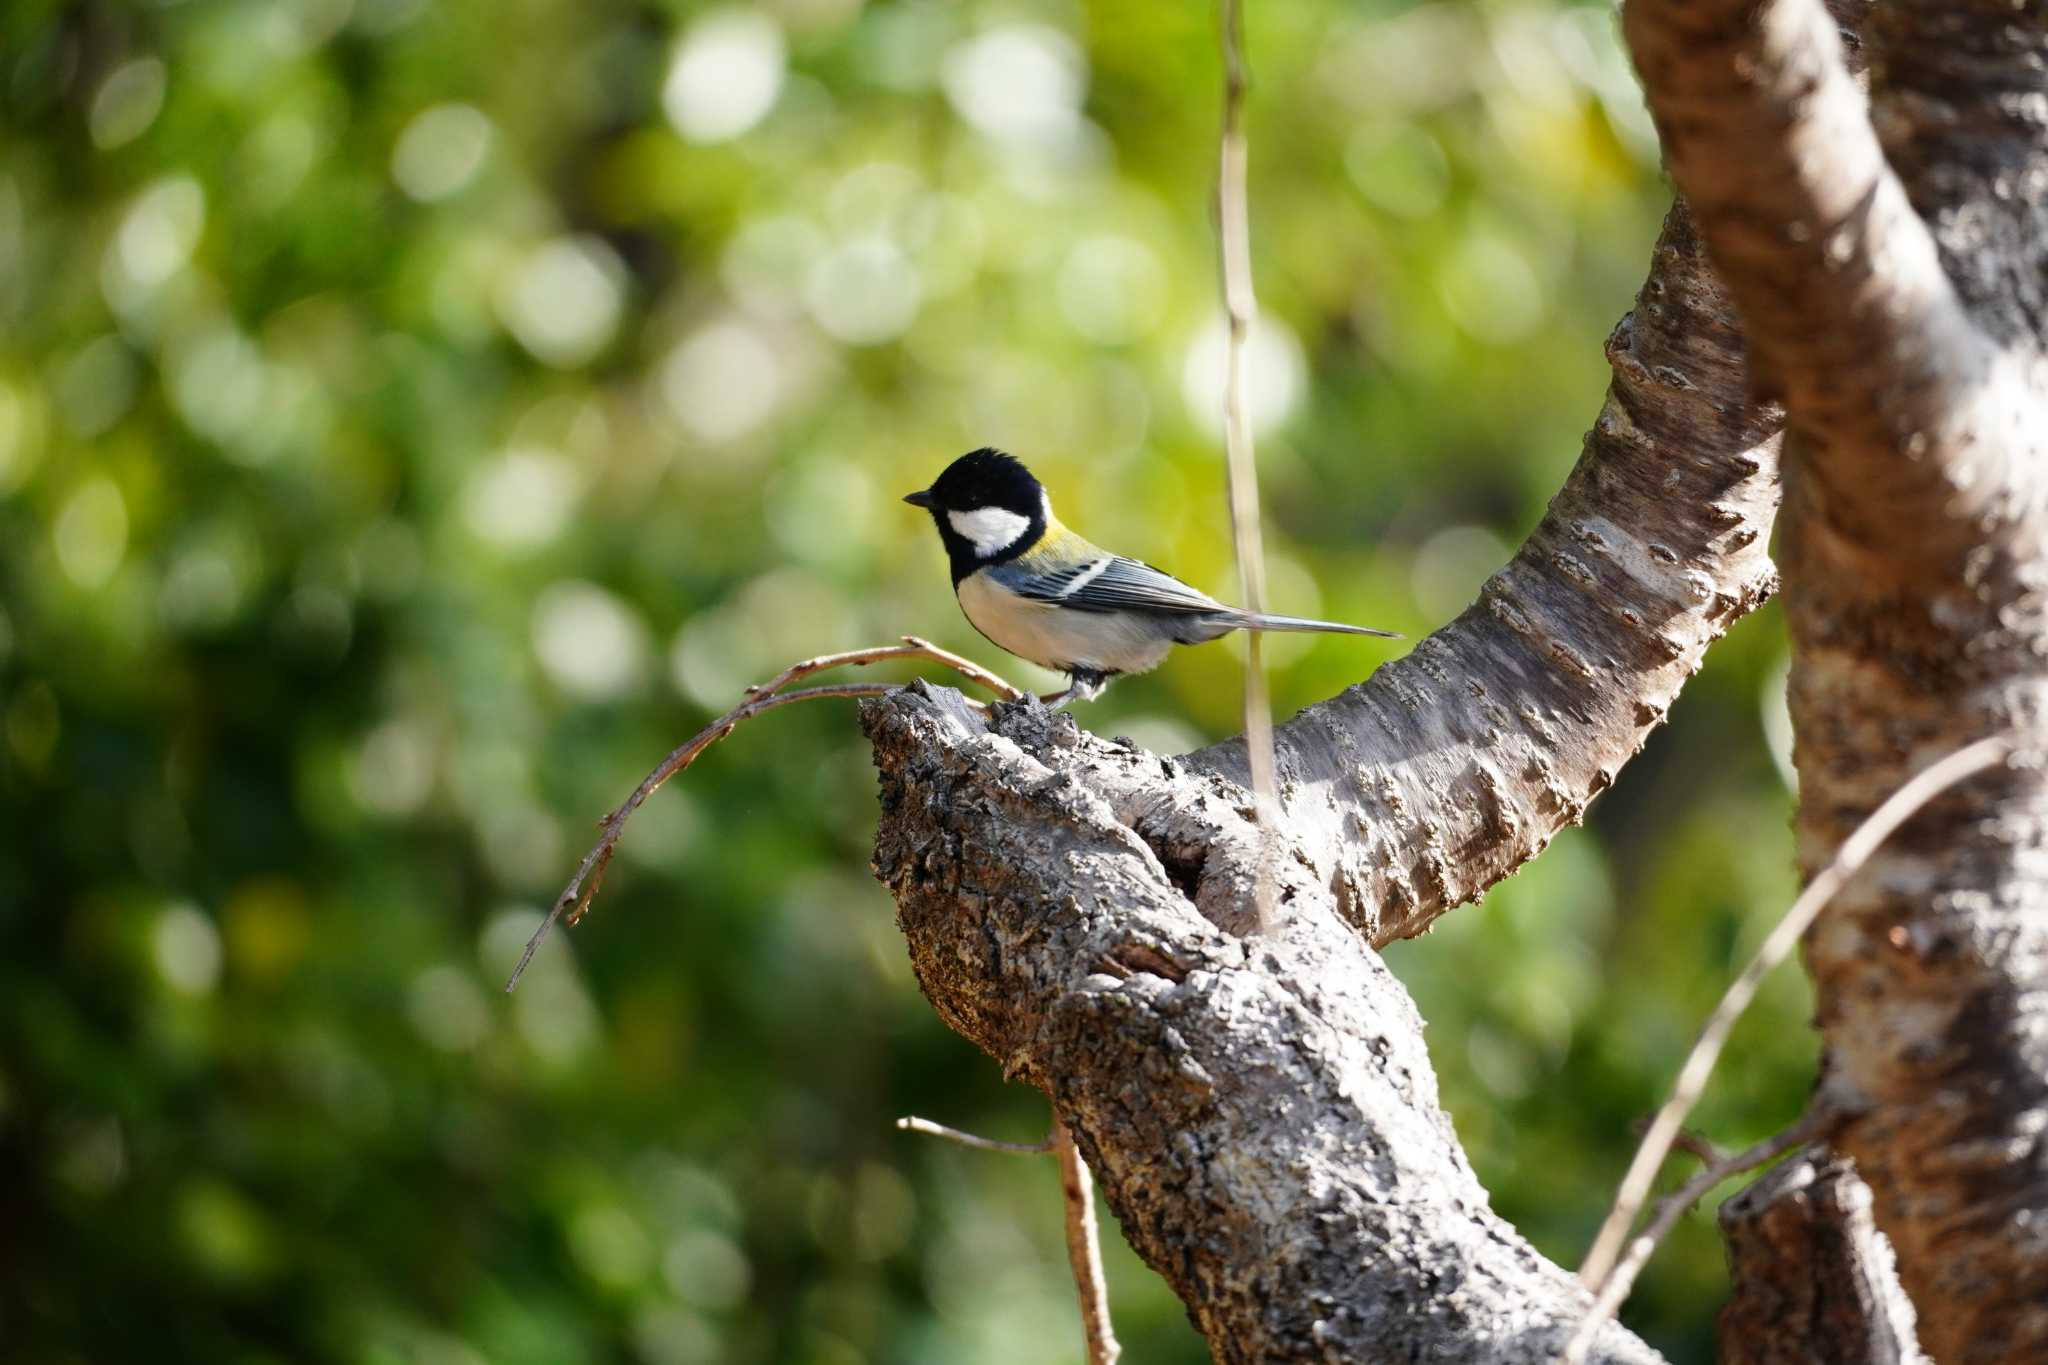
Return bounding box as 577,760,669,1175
0,1,1808,1361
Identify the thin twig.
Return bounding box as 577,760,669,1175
898,1113,1120,1361
1576,734,2015,1285
1053,1117,1122,1365
504,638,1023,991
1635,1119,1726,1169
1560,1113,1828,1364
1215,0,1279,933
895,1116,1054,1155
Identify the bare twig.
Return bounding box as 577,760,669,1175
504,637,1022,991
1561,1113,1830,1364
1215,0,1278,933
894,1116,1054,1155
897,1113,1120,1362
1577,734,2016,1285
1053,1117,1122,1365
1632,1116,1726,1168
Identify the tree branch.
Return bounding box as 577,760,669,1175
866,687,1663,1363
1716,1147,1927,1365
506,639,1019,990
1621,0,2013,570
1186,204,1781,943
897,1112,1119,1360
1053,1118,1121,1365
894,1116,1052,1156
1563,1114,1828,1365
1214,0,1280,932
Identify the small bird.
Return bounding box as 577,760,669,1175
905,448,1399,703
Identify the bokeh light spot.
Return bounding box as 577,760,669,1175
462,448,581,550
407,965,493,1053
659,322,781,444
0,379,44,493
722,215,827,321
942,25,1085,148
531,581,649,701
662,1228,752,1309
1410,523,1509,623
497,237,626,369
572,1204,653,1289
104,175,205,311
90,57,167,150
54,477,129,589
1179,316,1305,437
154,903,224,996
349,717,438,816
1440,231,1547,344
805,237,920,345
663,10,786,144
391,103,493,202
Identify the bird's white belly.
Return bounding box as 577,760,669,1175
955,574,1175,676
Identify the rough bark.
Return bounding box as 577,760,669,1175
1717,1147,1926,1365
1625,0,2048,1358
866,687,1661,1363
1188,204,1780,944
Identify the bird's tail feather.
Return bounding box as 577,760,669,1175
1233,612,1401,639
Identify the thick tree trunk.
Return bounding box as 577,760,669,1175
1625,0,2048,1358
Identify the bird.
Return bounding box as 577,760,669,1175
904,448,1400,704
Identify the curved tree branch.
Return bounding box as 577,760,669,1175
1189,204,1781,944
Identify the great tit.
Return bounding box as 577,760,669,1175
905,448,1400,703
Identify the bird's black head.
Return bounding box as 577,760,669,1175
904,448,1049,578
905,448,1043,517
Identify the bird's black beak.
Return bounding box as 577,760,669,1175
902,490,935,509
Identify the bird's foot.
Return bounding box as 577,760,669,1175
1041,671,1110,708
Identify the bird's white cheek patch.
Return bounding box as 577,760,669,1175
948,506,1031,556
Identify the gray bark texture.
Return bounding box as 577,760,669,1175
868,691,1661,1363
1717,1146,1927,1365
1626,0,2048,1358
864,197,1782,1358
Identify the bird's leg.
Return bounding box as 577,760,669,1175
1041,671,1109,708
1039,683,1080,709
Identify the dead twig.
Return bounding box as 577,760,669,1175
504,637,1022,991
1632,1117,1726,1168
1576,734,2014,1288
897,1113,1120,1363
895,1116,1054,1155
1561,1113,1830,1364
1215,0,1279,933
1054,1116,1122,1364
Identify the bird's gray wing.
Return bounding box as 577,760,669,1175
1003,554,1229,616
